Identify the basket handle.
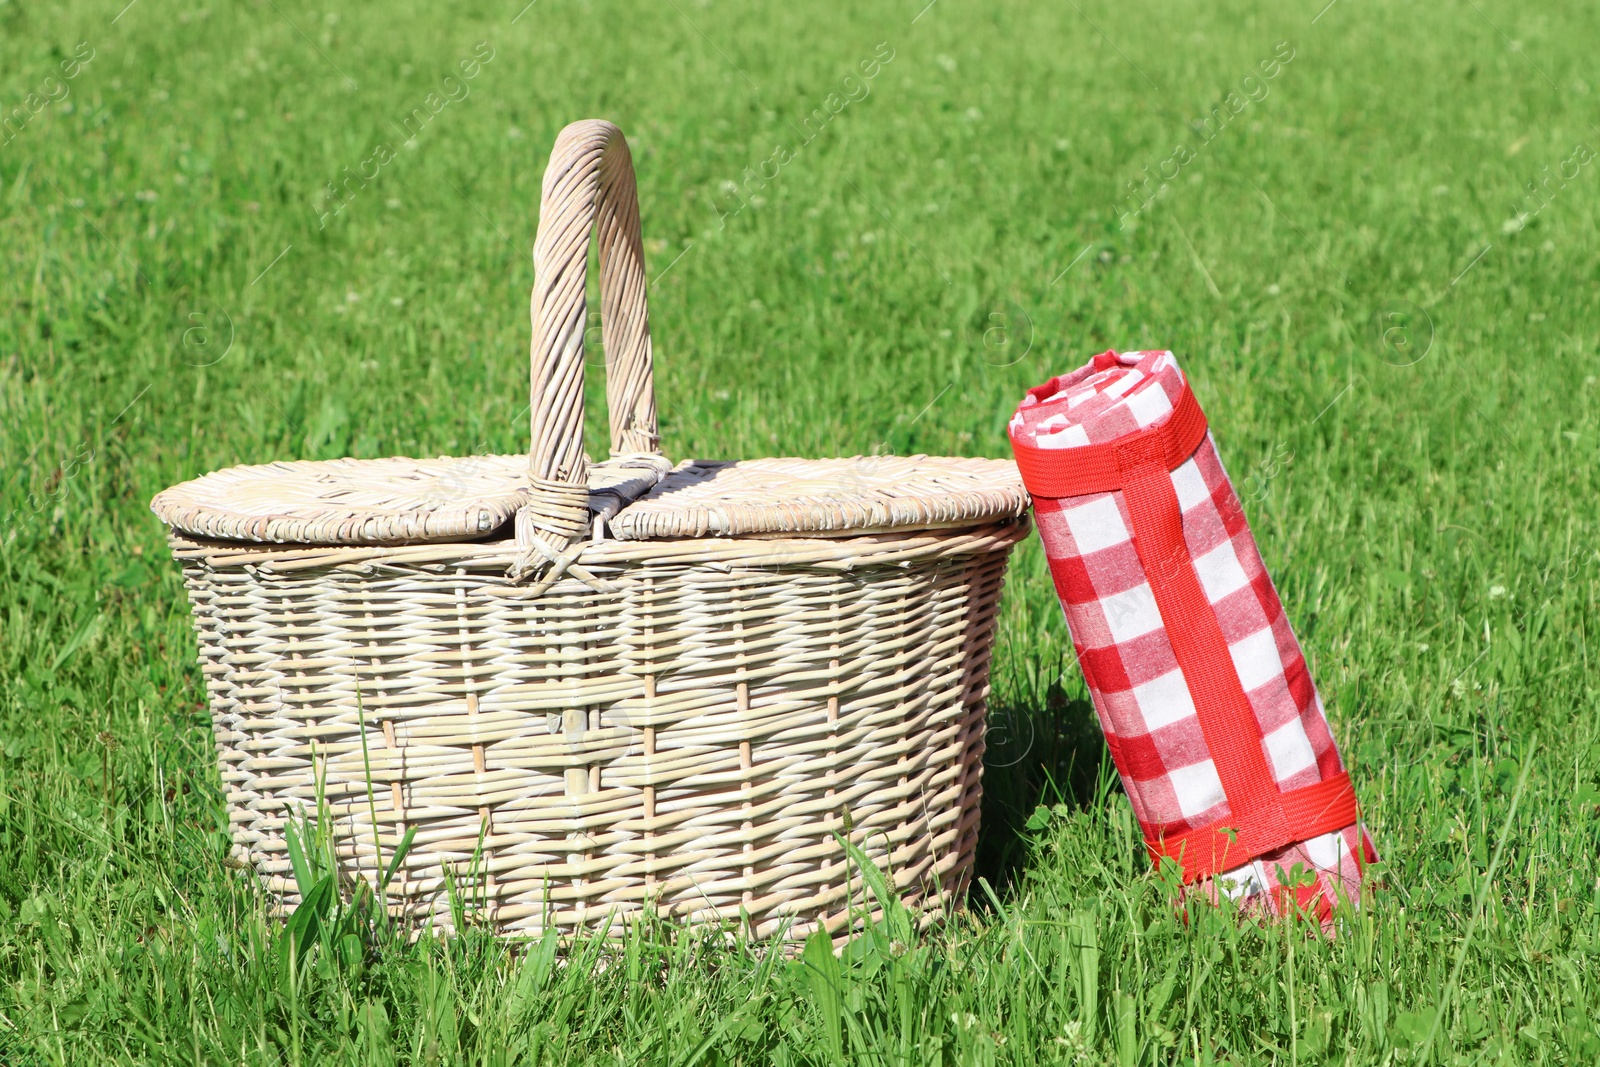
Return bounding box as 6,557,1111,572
522,120,661,558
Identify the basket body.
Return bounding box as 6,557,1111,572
173,521,1025,940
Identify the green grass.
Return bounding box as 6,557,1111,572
3,0,1600,1062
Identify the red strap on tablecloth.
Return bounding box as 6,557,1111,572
1010,380,1210,498
1146,772,1359,882
1011,377,1355,883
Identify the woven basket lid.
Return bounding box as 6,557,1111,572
150,455,665,545
607,455,1028,540
151,453,1027,545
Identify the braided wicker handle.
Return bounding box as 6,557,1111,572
521,120,660,563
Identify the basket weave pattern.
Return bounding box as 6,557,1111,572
174,527,1020,938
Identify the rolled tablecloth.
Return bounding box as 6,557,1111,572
1010,350,1373,918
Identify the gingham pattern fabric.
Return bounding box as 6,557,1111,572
1011,350,1372,918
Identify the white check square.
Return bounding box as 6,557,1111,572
1168,759,1226,820
1037,423,1091,449
1130,668,1197,730
1194,540,1251,603
1101,583,1163,642
1102,370,1144,399
1229,627,1284,693
1305,831,1342,870
1263,718,1317,780
1062,495,1130,555
1124,381,1174,427
1170,457,1210,513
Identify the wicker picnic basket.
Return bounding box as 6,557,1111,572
152,120,1030,942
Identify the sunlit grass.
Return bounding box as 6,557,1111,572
2,0,1599,1062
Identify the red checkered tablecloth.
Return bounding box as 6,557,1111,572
1010,350,1373,918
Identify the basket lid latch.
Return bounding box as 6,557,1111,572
509,453,670,590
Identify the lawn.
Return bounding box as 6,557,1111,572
3,0,1599,1062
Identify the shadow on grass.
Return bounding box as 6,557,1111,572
971,679,1109,901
